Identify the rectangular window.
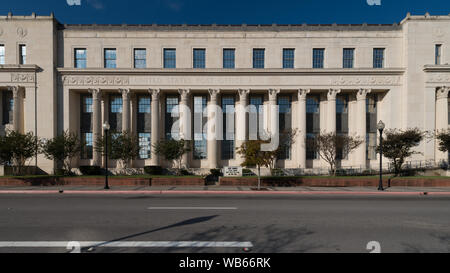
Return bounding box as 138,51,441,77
2,91,13,125
436,44,442,65
164,48,176,68
366,95,378,160
19,45,26,65
104,49,116,68
134,49,147,68
137,96,151,159
165,96,179,139
109,95,122,132
74,48,87,68
0,45,5,65
223,49,235,69
283,49,295,69
193,95,207,159
222,96,235,160
249,95,264,141
80,95,93,159
336,95,349,160
193,49,206,69
138,133,151,160
373,48,385,68
306,95,320,160
81,133,93,160
278,96,292,160
253,49,265,69
343,48,354,68
313,48,324,68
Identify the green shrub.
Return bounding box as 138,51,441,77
210,168,223,177
180,169,193,176
144,166,164,175
242,168,255,176
79,166,103,176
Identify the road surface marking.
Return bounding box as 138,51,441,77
0,241,253,248
147,207,238,210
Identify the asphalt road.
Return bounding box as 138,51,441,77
0,194,449,253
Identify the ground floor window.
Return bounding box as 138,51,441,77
81,132,93,159
138,132,151,159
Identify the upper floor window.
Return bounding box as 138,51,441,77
253,49,265,69
164,48,176,68
74,48,87,68
134,49,146,69
104,49,116,68
435,44,442,65
313,48,324,68
19,45,26,65
343,48,354,68
283,49,295,69
223,49,235,69
193,49,206,69
0,45,5,65
373,48,385,68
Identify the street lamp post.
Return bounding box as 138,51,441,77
377,120,385,191
103,122,110,190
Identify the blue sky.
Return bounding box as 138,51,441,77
0,0,449,25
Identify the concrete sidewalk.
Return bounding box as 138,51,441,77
0,185,449,195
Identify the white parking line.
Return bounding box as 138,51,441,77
0,241,253,248
147,207,238,210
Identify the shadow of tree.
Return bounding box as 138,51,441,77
80,215,218,252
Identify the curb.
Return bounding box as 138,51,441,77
0,190,449,196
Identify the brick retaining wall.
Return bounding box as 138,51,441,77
219,177,450,187
0,177,205,187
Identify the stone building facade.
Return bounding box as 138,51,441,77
0,12,449,174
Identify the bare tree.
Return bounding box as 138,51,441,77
310,132,363,176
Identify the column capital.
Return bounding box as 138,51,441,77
238,88,250,99
7,86,20,97
148,88,160,100
178,88,191,100
268,88,280,102
208,89,221,102
327,89,341,100
437,86,450,100
119,88,131,99
298,89,310,100
356,88,371,101
88,88,101,99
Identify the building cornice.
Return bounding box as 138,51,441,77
0,64,41,72
424,65,450,73
57,67,405,76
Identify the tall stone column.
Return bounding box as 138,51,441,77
89,88,102,166
149,89,160,166
208,89,220,169
119,88,131,133
327,89,341,133
268,88,280,135
178,89,191,169
297,89,310,169
236,89,250,165
356,88,371,168
8,86,21,132
436,86,450,162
